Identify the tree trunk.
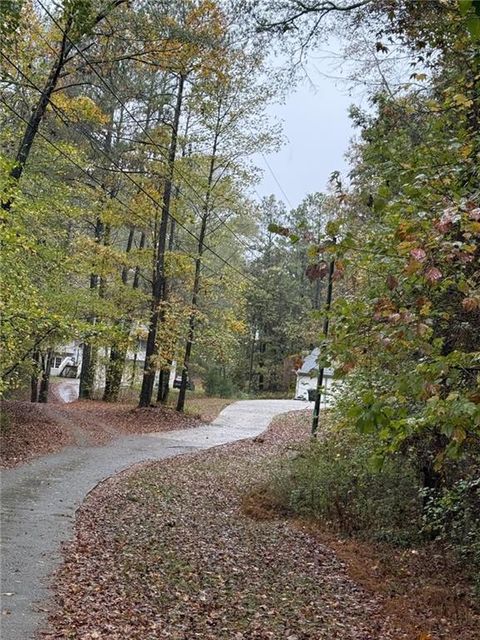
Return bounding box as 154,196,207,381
139,74,185,407
30,351,40,402
103,226,136,402
1,22,73,215
38,350,53,403
1,1,127,213
78,199,107,399
130,352,138,387
79,341,97,400
156,365,171,404
176,240,205,412
247,334,256,394
176,127,219,413
155,197,180,406
103,345,127,402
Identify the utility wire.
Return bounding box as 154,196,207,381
256,149,293,209
23,17,261,257
7,6,395,278
35,0,260,253
1,97,265,291
0,52,263,287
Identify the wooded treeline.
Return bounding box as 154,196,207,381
1,0,318,406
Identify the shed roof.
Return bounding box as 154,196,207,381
297,348,333,377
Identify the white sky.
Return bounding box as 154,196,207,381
254,55,361,209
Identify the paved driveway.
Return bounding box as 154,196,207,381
0,400,310,640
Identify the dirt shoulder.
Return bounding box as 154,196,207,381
0,395,229,469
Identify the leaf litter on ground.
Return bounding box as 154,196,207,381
42,411,406,640
1,392,227,467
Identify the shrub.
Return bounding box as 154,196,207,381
269,428,423,545
422,477,480,591
203,368,236,398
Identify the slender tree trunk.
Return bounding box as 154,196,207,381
103,346,125,402
155,197,180,405
130,351,138,387
79,100,114,400
38,350,53,403
176,126,219,412
79,216,103,399
79,340,97,400
248,334,255,394
103,345,124,401
103,224,147,402
175,240,208,411
139,74,185,407
258,337,265,392
30,351,40,402
156,365,171,403
311,257,335,436
103,226,135,402
1,1,127,213
1,23,73,215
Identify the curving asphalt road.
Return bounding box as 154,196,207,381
0,399,310,640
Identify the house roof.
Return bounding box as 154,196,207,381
297,348,333,377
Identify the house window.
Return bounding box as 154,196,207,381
53,356,63,368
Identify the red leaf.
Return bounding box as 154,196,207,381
425,267,442,283
305,261,328,282
410,248,426,262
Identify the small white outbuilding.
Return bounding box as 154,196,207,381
294,347,334,405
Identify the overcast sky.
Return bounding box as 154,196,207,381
254,56,361,210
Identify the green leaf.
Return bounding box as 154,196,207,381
369,454,385,472
325,220,340,237
466,14,480,38
459,0,472,16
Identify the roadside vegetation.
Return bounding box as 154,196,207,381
254,0,480,606
261,417,480,596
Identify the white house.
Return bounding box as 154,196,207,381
294,347,335,406
51,339,176,391
50,341,82,377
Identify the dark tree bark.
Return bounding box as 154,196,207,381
103,227,136,402
156,366,171,403
130,351,138,387
176,129,218,412
79,340,97,400
175,213,207,412
79,216,104,400
38,350,53,403
103,346,125,402
1,0,127,212
155,200,179,405
155,122,191,406
3,21,73,199
80,98,118,400
30,351,40,402
139,73,185,407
